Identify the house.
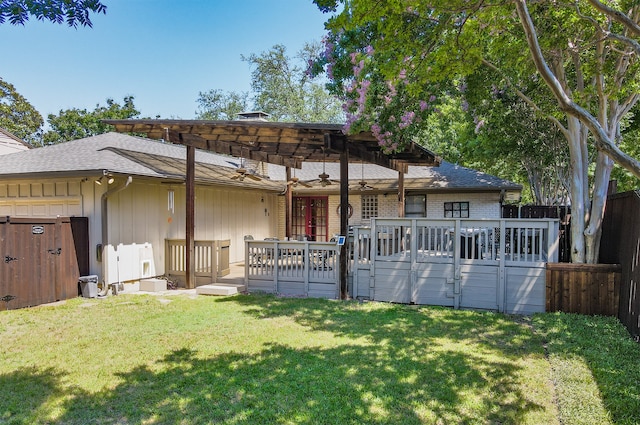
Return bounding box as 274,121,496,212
0,128,31,155
0,131,521,293
274,160,521,241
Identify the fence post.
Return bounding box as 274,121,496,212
548,220,559,262
453,220,461,309
271,241,278,294
244,240,250,287
410,219,418,303
211,240,218,284
370,219,377,300
352,227,360,298
497,220,507,312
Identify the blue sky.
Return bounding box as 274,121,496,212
0,0,332,120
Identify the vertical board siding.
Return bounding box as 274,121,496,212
546,263,621,316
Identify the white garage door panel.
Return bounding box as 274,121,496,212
0,199,82,217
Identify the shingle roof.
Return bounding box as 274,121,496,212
0,132,520,193
269,160,521,192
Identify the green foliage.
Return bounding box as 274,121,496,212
41,96,140,145
313,0,639,170
199,43,343,124
0,0,106,27
243,43,344,123
196,89,249,120
0,77,43,144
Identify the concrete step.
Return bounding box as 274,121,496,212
196,284,243,296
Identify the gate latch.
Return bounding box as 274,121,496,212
47,248,62,256
4,256,17,263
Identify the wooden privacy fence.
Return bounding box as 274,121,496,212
600,190,640,338
165,239,230,286
0,216,80,310
546,263,622,316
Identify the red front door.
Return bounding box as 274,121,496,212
292,197,328,241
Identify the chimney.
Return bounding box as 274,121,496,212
236,111,271,122
237,111,271,176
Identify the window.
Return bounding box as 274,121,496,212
361,194,378,220
444,201,469,218
405,194,426,217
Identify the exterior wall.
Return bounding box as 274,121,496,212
0,180,85,217
0,134,30,156
108,181,280,272
324,191,503,237
0,177,280,283
425,192,501,219
0,178,103,277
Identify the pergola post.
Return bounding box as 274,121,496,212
186,145,196,289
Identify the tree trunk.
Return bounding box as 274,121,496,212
567,117,586,263
585,152,613,263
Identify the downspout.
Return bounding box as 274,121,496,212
99,176,133,295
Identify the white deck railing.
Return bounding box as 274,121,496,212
352,218,559,266
165,239,231,285
245,240,339,298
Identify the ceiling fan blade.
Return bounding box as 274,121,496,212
246,174,262,181
299,181,313,188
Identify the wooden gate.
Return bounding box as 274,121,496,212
0,216,80,310
351,218,558,314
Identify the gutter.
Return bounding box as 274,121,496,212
101,175,133,248
99,175,132,294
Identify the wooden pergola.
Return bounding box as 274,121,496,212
105,119,440,298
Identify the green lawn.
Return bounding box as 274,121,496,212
0,293,638,424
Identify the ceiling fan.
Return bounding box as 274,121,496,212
307,147,339,187
351,161,374,191
287,174,312,188
229,146,261,182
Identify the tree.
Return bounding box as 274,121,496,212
461,70,572,205
196,89,249,120
243,43,344,123
198,44,343,123
41,96,139,145
0,0,106,27
313,0,640,263
0,77,43,144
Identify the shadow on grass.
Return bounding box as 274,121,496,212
0,367,65,424
51,341,540,424
1,295,549,424
219,294,538,360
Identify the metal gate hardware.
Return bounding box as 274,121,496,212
47,248,62,255
4,256,17,263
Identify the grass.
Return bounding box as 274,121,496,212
0,293,637,424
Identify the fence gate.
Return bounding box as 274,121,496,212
0,216,80,310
